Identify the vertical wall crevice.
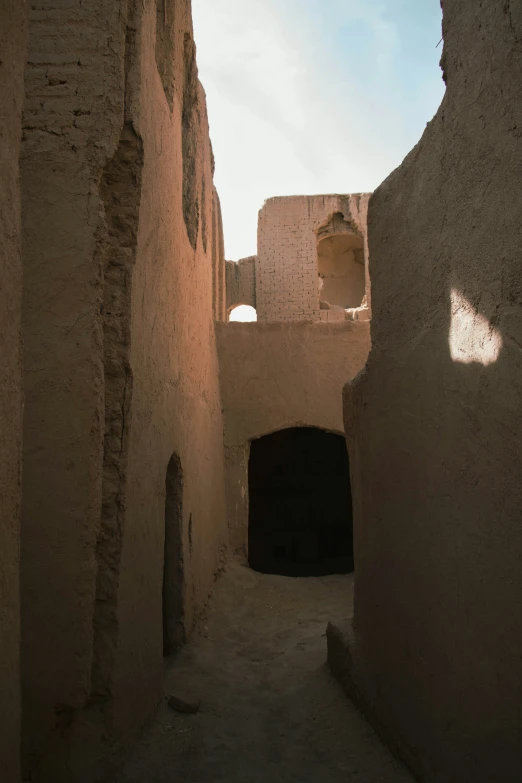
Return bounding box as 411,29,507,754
163,454,185,655
212,192,218,318
182,32,200,250
155,0,175,109
90,121,143,702
216,192,226,319
201,175,207,253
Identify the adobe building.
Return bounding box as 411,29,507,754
219,194,371,567
1,1,522,783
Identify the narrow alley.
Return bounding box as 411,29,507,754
3,3,522,782
117,565,412,783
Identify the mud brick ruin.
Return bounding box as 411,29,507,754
1,2,521,782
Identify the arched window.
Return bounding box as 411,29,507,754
228,304,257,322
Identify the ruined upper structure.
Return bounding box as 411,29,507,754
226,194,371,323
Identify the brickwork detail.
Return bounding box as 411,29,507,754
256,194,370,323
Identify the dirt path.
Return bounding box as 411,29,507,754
117,563,412,783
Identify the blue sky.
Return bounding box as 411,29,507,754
192,0,445,259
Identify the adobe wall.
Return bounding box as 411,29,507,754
256,194,370,323
0,2,26,780
216,321,370,555
225,256,256,313
213,189,227,321
20,1,228,780
330,2,522,782
111,0,228,746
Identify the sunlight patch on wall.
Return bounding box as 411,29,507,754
449,288,502,366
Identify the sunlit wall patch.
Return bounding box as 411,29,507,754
449,288,502,366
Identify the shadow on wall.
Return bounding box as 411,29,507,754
248,427,354,577
163,453,185,655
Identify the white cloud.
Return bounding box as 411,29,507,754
193,0,443,259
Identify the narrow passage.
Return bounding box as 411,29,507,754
117,564,413,783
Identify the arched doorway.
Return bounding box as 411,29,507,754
163,453,185,655
248,427,353,577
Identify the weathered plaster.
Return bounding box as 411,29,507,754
0,2,26,780
329,3,522,782
21,1,129,776
20,1,228,779
112,0,228,746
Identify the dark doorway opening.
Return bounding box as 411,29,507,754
163,453,185,655
248,427,354,577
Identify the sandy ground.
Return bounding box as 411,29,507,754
116,563,413,783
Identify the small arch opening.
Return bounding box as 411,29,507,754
248,427,354,577
163,453,185,655
229,304,257,322
317,232,365,309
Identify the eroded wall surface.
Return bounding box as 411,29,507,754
256,195,370,323
213,188,227,321
217,321,370,555
21,1,228,779
0,2,26,780
112,0,228,745
335,3,522,781
225,256,256,313
21,3,128,777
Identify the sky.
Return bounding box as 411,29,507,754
192,0,445,261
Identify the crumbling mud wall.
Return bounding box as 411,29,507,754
0,3,26,780
256,195,370,323
329,3,522,782
216,321,370,556
111,0,228,747
212,188,227,320
20,1,228,779
21,2,129,777
225,256,256,314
